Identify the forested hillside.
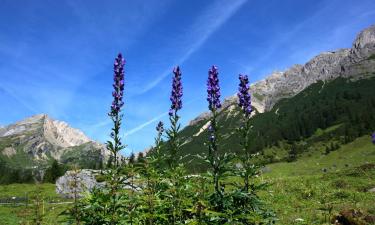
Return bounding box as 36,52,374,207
173,76,375,171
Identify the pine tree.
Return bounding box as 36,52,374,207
287,144,298,162
128,152,135,165
44,160,62,183
137,152,145,164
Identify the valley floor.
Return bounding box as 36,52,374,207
0,136,374,225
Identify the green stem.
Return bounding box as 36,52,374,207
241,116,252,192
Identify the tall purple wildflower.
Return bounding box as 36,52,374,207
106,53,126,169
207,66,221,111
110,53,125,116
237,74,252,116
169,66,183,116
156,121,164,135
372,132,375,144
166,67,183,168
206,66,227,196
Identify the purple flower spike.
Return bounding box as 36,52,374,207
109,53,125,116
156,121,164,134
237,74,252,116
372,132,375,144
207,65,221,111
169,66,183,116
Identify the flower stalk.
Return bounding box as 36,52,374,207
206,65,222,196
107,53,126,168
237,74,253,192
166,66,183,169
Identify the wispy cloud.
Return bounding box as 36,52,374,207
0,1,168,123
240,0,375,77
124,111,169,137
123,98,198,138
139,0,247,94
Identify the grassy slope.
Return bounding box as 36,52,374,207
262,135,375,224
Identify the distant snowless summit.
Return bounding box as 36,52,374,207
0,114,109,168
0,114,90,147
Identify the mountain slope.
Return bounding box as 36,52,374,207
173,25,375,171
176,76,375,171
189,24,375,127
0,114,109,182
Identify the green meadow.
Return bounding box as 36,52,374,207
0,135,374,224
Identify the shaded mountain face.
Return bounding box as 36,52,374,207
0,114,109,169
173,24,375,171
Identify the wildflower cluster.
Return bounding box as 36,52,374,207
76,54,275,224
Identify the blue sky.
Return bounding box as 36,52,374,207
1,0,375,154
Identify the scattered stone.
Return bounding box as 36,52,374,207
368,187,375,193
2,147,16,157
261,166,271,173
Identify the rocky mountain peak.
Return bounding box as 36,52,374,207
353,24,375,50
351,24,375,58
42,116,91,148
22,113,48,123
1,114,109,166
0,114,91,148
187,24,375,126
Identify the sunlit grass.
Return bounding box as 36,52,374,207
261,136,375,224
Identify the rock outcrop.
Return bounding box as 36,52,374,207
56,169,141,198
56,169,104,198
249,25,375,112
